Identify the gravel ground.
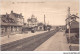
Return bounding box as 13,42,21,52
34,31,70,51
0,31,47,45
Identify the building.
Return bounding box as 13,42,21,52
66,20,79,33
37,22,44,31
65,7,79,30
65,14,79,33
0,11,24,36
27,15,38,28
71,20,79,32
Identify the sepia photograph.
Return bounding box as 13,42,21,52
0,0,79,51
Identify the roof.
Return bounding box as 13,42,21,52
0,11,24,26
27,17,37,23
65,14,79,21
71,14,79,18
1,18,22,26
12,13,23,18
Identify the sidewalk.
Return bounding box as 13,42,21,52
0,31,47,45
34,31,70,51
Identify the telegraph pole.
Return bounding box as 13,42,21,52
44,14,46,31
68,7,70,17
66,7,70,28
67,7,71,50
68,7,71,43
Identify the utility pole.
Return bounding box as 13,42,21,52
68,7,71,43
66,7,70,29
44,14,46,31
66,7,70,26
68,7,70,17
67,7,71,50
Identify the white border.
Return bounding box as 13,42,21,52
0,51,80,54
0,0,80,54
79,0,80,51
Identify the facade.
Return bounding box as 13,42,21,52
69,20,79,33
37,23,44,31
65,14,79,29
0,11,24,36
65,14,79,33
27,15,38,28
65,7,79,33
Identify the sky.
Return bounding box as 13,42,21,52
0,0,79,26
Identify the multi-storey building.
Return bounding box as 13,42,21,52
27,15,38,28
0,11,24,36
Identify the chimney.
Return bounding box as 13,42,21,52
11,10,13,13
6,12,8,18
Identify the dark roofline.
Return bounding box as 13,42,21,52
71,14,79,18
65,14,79,21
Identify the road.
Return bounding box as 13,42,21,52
1,29,59,51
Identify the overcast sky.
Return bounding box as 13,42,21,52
0,0,79,26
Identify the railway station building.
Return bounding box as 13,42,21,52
0,11,24,36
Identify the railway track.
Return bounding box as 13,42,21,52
1,29,59,51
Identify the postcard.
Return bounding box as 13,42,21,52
0,0,79,53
